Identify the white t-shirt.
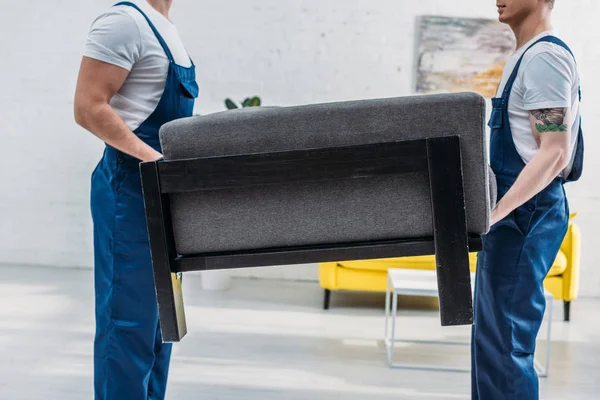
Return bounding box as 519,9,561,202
496,30,581,177
83,0,192,131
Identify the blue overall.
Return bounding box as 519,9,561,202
471,36,583,399
90,3,198,399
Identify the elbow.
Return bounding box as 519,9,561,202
558,155,570,171
74,97,103,131
552,147,571,171
74,101,89,129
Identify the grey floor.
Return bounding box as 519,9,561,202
1,265,599,400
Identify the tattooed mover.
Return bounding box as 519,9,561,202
472,1,584,399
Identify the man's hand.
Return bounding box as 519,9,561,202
145,149,164,162
490,107,571,227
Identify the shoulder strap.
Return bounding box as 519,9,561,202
113,1,175,63
502,35,581,102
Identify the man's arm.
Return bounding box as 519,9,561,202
490,107,571,225
74,56,163,162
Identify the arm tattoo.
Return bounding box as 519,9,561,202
530,108,568,132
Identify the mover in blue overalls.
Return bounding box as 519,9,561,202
472,1,583,399
75,1,198,398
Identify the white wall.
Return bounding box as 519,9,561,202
1,0,599,296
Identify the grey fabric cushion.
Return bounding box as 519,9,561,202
160,93,493,255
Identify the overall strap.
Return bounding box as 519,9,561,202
502,35,581,102
114,1,175,63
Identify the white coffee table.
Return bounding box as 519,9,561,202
384,268,553,377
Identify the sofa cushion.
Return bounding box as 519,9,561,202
548,251,567,276
160,93,492,255
337,253,478,273
337,250,566,276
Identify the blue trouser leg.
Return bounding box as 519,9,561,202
471,185,568,400
148,318,172,400
92,160,172,400
91,159,116,400
471,252,484,400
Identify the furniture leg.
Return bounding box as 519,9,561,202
385,274,391,340
140,161,187,342
564,300,571,322
543,294,553,377
323,289,331,310
389,289,398,365
426,137,473,326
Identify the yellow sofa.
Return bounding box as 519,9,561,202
319,215,581,321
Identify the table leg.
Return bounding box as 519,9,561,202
385,274,391,339
389,291,398,365
540,296,553,378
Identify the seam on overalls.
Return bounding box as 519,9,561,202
520,196,537,236
103,155,122,397
507,227,531,398
528,195,538,234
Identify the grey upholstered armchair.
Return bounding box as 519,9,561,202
140,92,495,342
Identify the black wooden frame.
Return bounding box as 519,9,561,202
140,135,480,342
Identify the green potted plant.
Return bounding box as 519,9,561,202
224,96,262,109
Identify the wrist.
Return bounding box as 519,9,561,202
491,201,508,226
142,149,163,162
494,202,506,217
136,144,163,162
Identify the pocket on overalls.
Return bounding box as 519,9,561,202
512,202,536,237
488,98,505,173
180,79,199,99
178,78,199,116
113,152,126,195
114,156,149,243
488,98,504,129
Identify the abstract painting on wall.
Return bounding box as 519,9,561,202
415,16,516,98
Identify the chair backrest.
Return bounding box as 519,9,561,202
159,92,493,255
